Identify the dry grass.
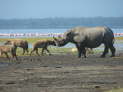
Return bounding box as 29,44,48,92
105,88,123,92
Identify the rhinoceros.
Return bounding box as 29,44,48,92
53,26,116,58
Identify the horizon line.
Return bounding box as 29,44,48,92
0,16,123,20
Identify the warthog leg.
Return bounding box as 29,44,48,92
22,48,29,55
41,48,45,55
12,53,18,60
30,48,40,56
22,48,25,55
35,48,40,56
26,48,29,54
41,48,51,55
4,52,10,60
45,48,51,55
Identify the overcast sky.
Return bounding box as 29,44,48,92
0,0,123,19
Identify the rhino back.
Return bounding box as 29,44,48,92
65,27,106,42
64,26,114,48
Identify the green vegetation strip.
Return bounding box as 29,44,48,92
17,47,74,56
0,36,123,43
0,37,123,57
0,37,53,43
0,47,75,57
115,37,123,40
105,88,123,92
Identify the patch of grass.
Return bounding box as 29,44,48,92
22,37,53,43
0,37,53,43
0,47,74,58
105,88,123,92
115,37,123,40
49,47,74,53
0,37,123,44
6,47,74,57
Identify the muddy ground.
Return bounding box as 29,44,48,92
0,52,123,92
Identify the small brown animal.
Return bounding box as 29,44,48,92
0,44,18,60
30,40,56,56
5,39,28,55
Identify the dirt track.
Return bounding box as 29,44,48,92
0,53,123,92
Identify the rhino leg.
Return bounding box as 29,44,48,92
81,47,87,58
75,43,82,58
76,43,87,58
101,44,109,58
109,43,116,57
4,52,10,60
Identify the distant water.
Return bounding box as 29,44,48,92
0,28,122,34
112,28,123,33
0,29,66,34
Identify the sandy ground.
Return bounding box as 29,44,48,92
0,52,123,92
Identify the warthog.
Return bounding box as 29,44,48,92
53,26,116,58
5,39,28,55
0,44,18,60
30,40,56,56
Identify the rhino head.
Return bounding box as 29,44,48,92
53,36,69,47
53,30,79,47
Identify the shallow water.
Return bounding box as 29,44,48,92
0,28,122,34
0,28,123,38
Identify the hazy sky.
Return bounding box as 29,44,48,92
0,0,123,19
